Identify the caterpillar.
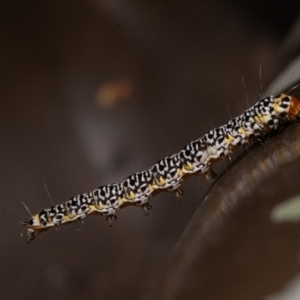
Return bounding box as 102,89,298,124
22,93,300,243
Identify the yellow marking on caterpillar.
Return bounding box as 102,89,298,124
28,214,43,228
225,134,235,143
150,183,159,189
177,168,184,177
185,162,194,170
273,95,287,113
118,197,126,205
95,201,105,210
254,114,270,125
152,176,166,188
181,166,188,174
155,176,166,186
273,103,281,113
65,212,77,220
128,191,136,200
208,146,217,155
238,126,250,136
33,215,40,224
160,176,166,185
148,184,154,193
88,205,98,213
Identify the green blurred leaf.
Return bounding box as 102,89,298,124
270,194,300,223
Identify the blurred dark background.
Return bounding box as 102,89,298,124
1,1,300,300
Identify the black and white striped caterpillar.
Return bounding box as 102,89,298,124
22,93,300,243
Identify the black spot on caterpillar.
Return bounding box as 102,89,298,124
21,93,300,243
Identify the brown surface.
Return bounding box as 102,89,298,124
1,1,300,300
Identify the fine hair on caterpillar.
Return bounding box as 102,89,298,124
21,93,300,243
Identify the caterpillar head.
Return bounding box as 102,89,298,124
274,94,300,120
288,95,300,120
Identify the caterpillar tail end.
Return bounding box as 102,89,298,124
20,221,42,244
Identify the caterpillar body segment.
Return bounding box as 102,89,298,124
91,183,124,226
123,170,153,204
152,155,183,188
22,94,300,243
122,170,154,215
66,192,95,220
151,154,186,202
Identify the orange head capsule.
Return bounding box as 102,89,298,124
288,95,300,120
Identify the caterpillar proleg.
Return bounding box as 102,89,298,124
22,93,300,243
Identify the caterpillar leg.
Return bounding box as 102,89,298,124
27,228,37,243
165,186,183,201
173,187,183,201
26,228,45,244
203,168,218,183
141,203,152,215
226,153,232,161
106,215,117,227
